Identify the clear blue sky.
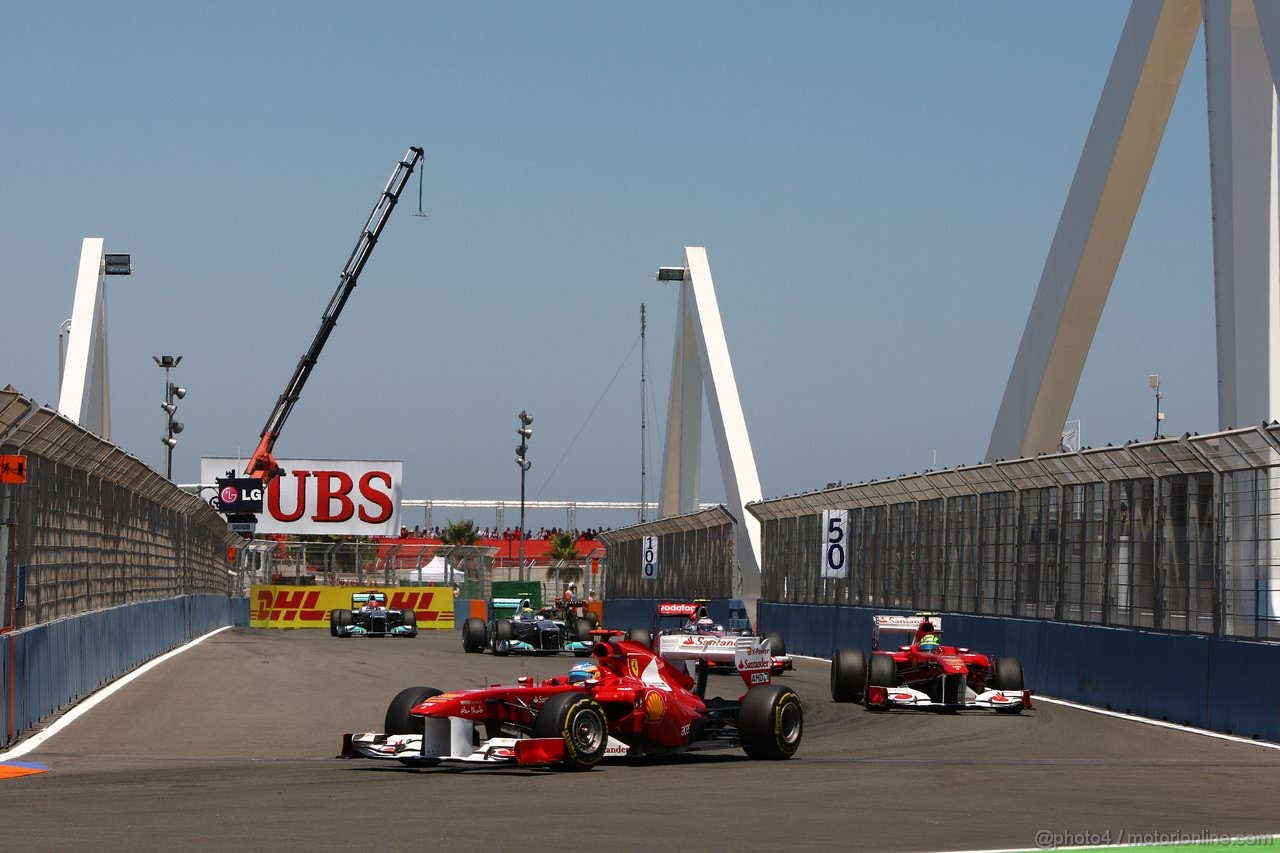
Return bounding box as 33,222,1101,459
2,2,1217,531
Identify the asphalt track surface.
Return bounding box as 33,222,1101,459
6,628,1280,853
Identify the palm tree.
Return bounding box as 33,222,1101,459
439,519,479,545
439,519,480,582
545,530,583,584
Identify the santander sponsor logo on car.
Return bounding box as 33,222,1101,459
202,457,402,536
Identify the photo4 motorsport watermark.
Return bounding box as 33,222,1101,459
1035,829,1276,849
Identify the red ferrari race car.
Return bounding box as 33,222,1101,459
627,600,793,675
340,630,802,771
829,612,1031,713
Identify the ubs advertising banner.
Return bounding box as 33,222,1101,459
202,457,402,536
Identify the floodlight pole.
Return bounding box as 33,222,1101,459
155,355,183,479
1150,374,1164,440
515,410,533,582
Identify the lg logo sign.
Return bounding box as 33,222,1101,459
202,458,402,535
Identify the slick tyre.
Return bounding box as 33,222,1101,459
865,653,897,711
574,618,594,643
993,656,1025,714
764,631,787,659
334,609,354,638
492,620,513,656
399,607,419,635
830,648,867,703
739,685,803,760
626,627,651,648
993,656,1024,691
532,692,607,771
329,609,341,637
384,686,441,735
462,617,486,653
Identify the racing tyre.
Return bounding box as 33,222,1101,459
531,692,608,771
384,686,441,735
865,653,897,711
400,609,418,637
626,627,651,648
492,620,513,656
764,630,787,659
830,648,866,703
739,685,803,760
992,656,1025,714
334,609,354,638
462,617,486,653
993,655,1024,691
329,609,341,637
574,618,594,642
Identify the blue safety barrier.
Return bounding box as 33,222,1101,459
758,601,1280,742
1,595,245,748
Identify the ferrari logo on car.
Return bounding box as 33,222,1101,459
629,658,641,678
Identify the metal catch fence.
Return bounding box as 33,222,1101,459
0,388,239,629
747,426,1280,641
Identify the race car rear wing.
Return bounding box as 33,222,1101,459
656,602,705,617
871,613,943,650
656,634,773,688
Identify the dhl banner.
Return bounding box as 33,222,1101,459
250,585,455,630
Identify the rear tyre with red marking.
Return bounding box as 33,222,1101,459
739,684,803,760
532,692,607,771
830,648,866,703
385,686,441,735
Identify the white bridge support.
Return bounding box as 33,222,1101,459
658,247,764,621
988,0,1280,621
58,237,113,439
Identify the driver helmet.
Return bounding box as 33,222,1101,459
918,633,942,653
696,617,716,632
567,661,600,685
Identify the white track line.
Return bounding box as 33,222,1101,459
807,654,1280,750
1032,695,1280,751
0,625,234,762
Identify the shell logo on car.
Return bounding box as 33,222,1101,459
643,690,666,722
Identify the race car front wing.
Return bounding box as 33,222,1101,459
865,684,1033,712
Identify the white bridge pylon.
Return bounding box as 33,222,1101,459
657,247,764,616
988,0,1280,461
58,238,114,439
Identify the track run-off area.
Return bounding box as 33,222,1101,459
2,628,1278,852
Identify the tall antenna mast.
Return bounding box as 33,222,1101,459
640,303,647,522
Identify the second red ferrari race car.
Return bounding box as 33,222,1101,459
627,600,793,675
341,629,802,770
829,612,1031,713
